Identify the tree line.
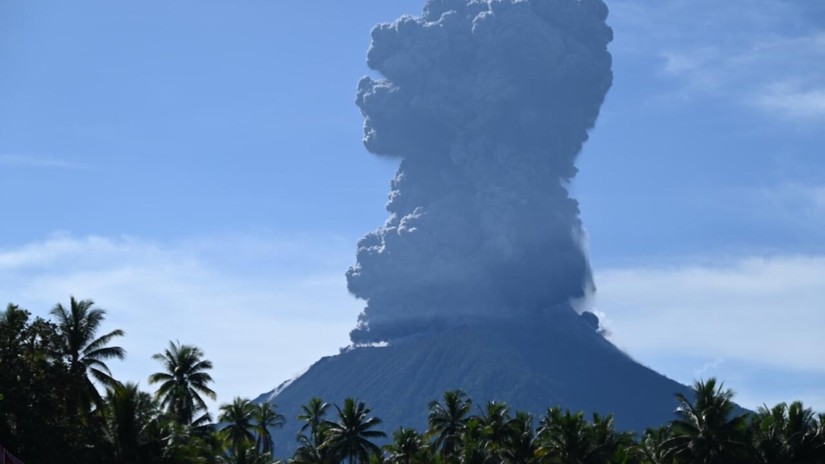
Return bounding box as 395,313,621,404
1,298,824,464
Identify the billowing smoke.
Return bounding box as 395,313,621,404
347,0,613,343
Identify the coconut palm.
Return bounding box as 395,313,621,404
217,447,274,464
637,427,671,464
102,382,159,464
149,341,216,426
50,296,125,412
219,397,257,463
535,408,592,463
427,390,473,460
782,401,825,462
384,428,428,464
587,413,635,463
751,401,825,463
293,433,333,464
253,401,285,455
461,417,496,464
299,397,331,448
500,411,537,464
662,378,750,464
146,415,214,464
478,401,512,458
322,397,386,464
294,398,334,464
535,408,631,464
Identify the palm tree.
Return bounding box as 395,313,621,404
535,408,631,464
217,447,274,464
253,401,285,456
384,428,428,464
149,340,216,426
782,401,825,462
751,401,825,463
219,397,256,464
662,378,750,464
294,398,334,464
102,382,159,464
586,413,634,463
51,296,125,412
427,390,472,460
322,397,386,464
535,408,592,463
478,401,511,458
299,397,331,448
461,417,495,464
293,433,333,464
500,411,537,464
637,427,671,464
146,414,215,464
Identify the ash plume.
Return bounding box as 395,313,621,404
347,0,613,343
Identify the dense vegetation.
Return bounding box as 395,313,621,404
1,299,823,464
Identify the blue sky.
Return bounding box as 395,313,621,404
1,0,824,414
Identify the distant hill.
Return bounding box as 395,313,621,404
255,308,691,458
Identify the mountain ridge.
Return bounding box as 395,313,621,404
255,309,692,457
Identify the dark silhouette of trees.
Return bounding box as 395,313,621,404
149,341,216,427
750,401,825,463
50,297,125,413
294,397,334,464
219,397,257,463
384,427,429,464
102,382,160,464
662,378,750,464
500,411,537,464
322,397,386,464
427,389,473,461
253,401,285,456
4,296,825,464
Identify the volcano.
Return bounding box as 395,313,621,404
255,309,690,456
256,0,691,454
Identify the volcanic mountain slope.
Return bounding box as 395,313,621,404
256,309,691,456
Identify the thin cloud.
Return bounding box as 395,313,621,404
597,254,825,410
598,254,825,372
757,82,825,119
0,153,86,170
760,183,825,226
694,357,725,378
0,233,360,410
610,1,825,121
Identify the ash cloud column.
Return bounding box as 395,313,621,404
348,0,613,343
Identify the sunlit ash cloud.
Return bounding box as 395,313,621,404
346,0,614,343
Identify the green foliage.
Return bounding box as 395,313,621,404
219,397,257,463
150,341,217,426
299,397,330,448
101,382,163,464
294,397,334,464
535,408,630,464
321,397,386,464
384,428,428,464
750,401,825,463
499,411,537,464
0,302,106,464
254,401,286,456
662,378,751,464
427,389,473,461
50,297,126,414
3,296,825,464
